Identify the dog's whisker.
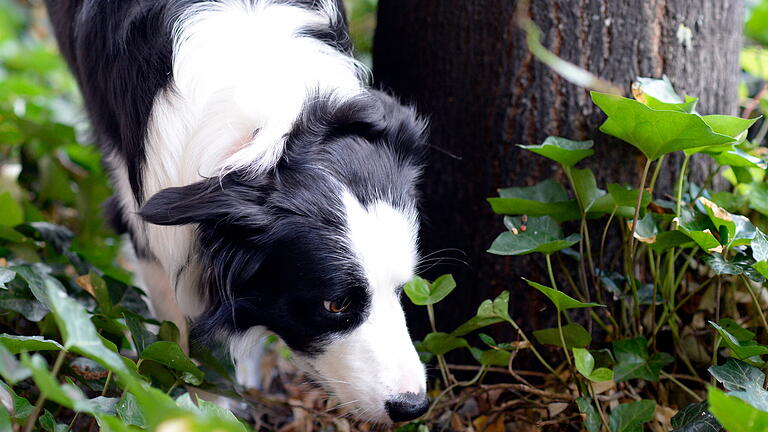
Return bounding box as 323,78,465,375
419,247,467,260
326,399,360,412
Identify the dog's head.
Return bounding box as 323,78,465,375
140,91,430,423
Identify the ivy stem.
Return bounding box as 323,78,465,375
556,254,612,333
648,155,665,194
504,317,565,385
629,158,653,260
25,349,68,432
545,254,558,291
597,208,617,305
427,304,453,387
740,275,768,332
588,383,610,430
564,166,592,304
101,371,112,397
424,365,487,420
625,158,653,334
674,154,691,225
557,312,572,369
661,371,702,402
166,378,182,395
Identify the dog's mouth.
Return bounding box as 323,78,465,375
292,353,428,424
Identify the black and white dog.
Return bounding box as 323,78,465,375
45,0,429,423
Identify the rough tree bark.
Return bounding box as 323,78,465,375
373,1,743,339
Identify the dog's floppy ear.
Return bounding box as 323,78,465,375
139,175,271,227
365,90,429,160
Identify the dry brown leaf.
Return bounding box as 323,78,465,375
547,402,568,418
450,412,465,431
592,380,615,395
654,405,676,431
75,274,95,297
472,415,489,431
509,340,531,350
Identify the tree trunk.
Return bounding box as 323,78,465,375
373,1,743,339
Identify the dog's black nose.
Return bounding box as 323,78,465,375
385,392,429,422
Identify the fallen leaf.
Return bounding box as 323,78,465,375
548,402,569,418
75,274,95,297
592,380,616,394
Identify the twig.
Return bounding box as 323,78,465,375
661,371,703,402
743,82,768,119
479,383,573,401
25,350,68,432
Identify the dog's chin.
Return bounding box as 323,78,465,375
292,354,392,424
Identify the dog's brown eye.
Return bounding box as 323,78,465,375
323,299,349,313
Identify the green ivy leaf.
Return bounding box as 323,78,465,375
742,46,768,82
0,192,23,227
576,397,602,432
670,401,720,432
606,184,652,209
116,392,147,428
632,213,658,244
21,353,117,414
488,216,581,256
532,323,591,349
0,334,63,354
518,136,594,167
469,347,512,367
591,91,736,161
752,229,768,261
608,400,656,432
403,274,456,306
176,393,248,432
709,321,768,365
687,115,758,155
703,254,765,283
710,147,766,169
123,312,157,355
42,275,137,380
708,387,768,432
717,318,756,343
633,76,698,113
753,261,768,279
420,332,469,356
489,179,580,222
452,291,510,336
0,380,33,421
570,167,606,212
676,213,723,252
573,348,614,382
749,182,768,216
612,337,672,382
709,358,768,411
0,268,15,290
650,231,695,252
698,197,756,247
0,344,30,384
523,279,604,312
141,342,204,386
746,3,768,45
158,321,181,344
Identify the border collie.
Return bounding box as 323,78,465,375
45,0,429,423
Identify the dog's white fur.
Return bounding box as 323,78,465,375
299,192,425,421
118,0,426,421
